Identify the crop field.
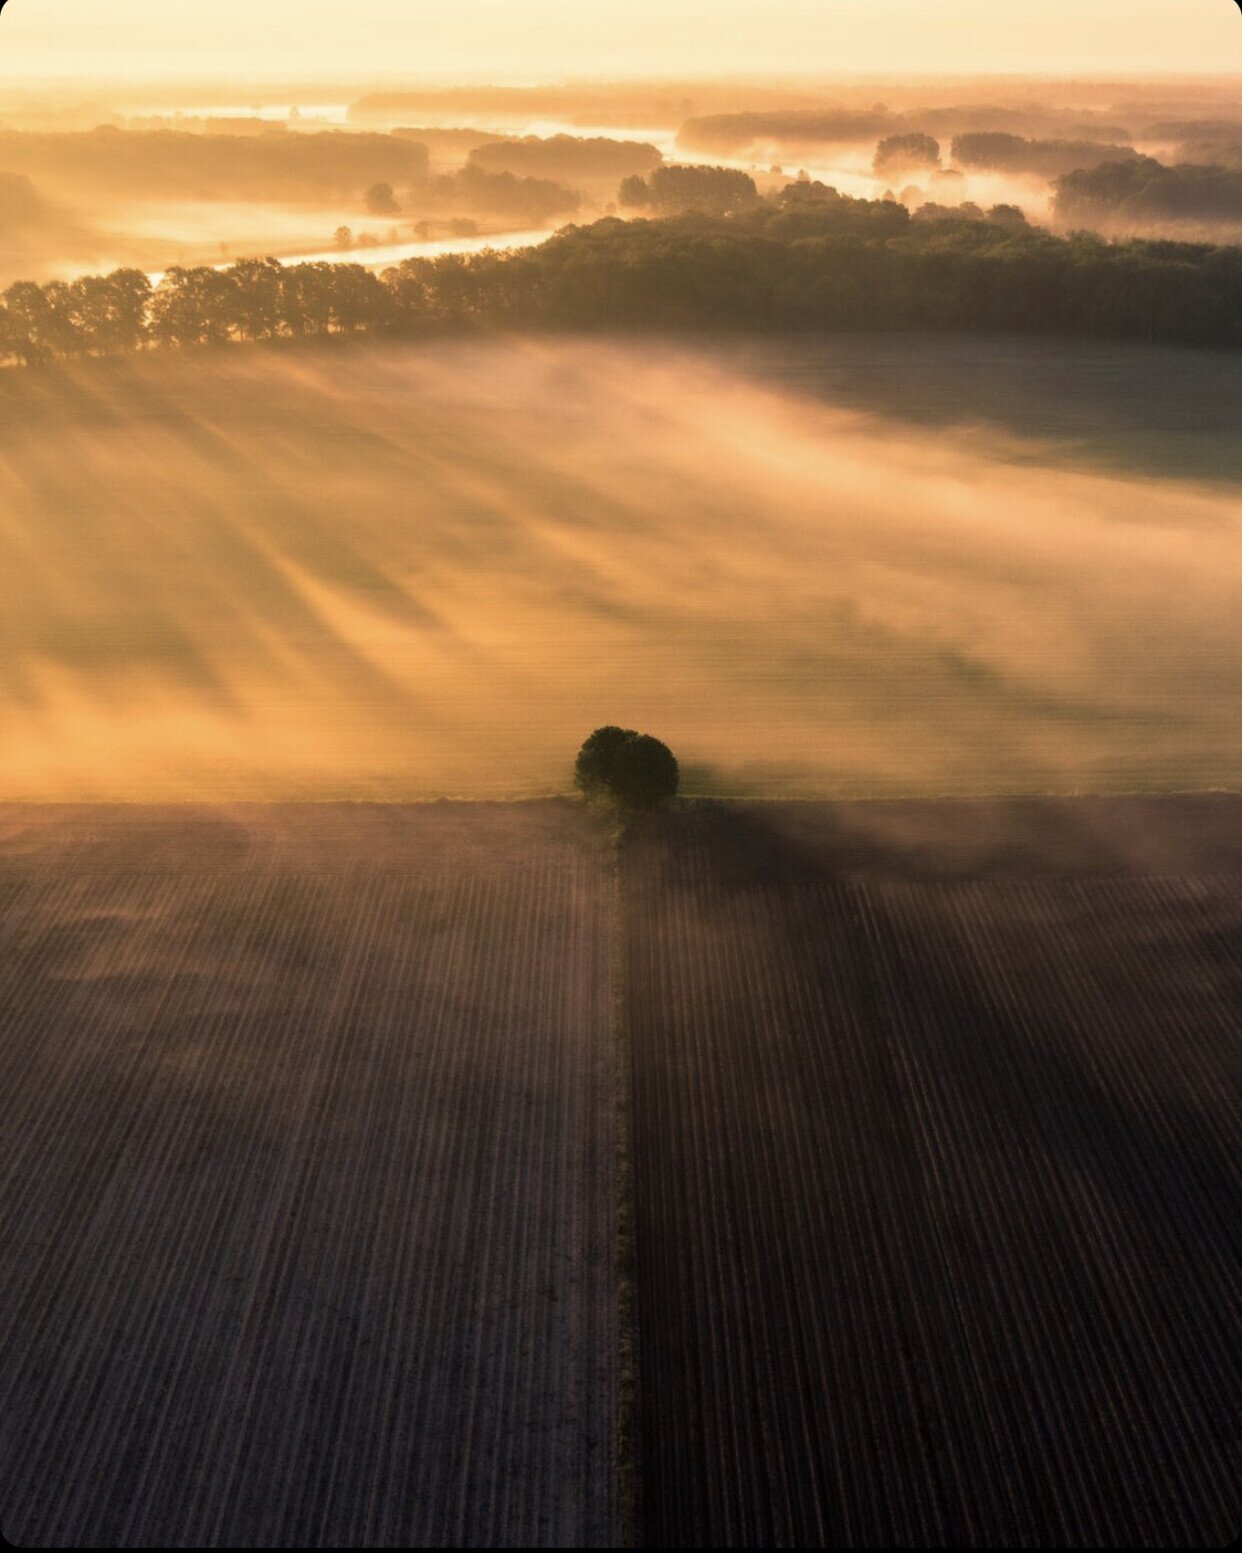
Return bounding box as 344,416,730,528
625,797,1242,1547
2,794,1239,1547
0,802,618,1548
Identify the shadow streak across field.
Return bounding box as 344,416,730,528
626,796,1242,1546
635,793,1242,885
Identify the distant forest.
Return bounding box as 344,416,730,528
0,128,429,202
1054,156,1242,229
952,133,1141,178
467,134,662,183
6,186,1242,364
676,107,1135,156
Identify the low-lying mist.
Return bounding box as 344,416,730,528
1,336,1239,801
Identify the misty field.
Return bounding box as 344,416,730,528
0,803,618,1547
624,797,1242,1546
2,335,1242,801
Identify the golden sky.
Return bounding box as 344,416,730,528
1,0,1240,82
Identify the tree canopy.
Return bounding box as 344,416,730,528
414,163,580,223
468,134,661,183
0,128,428,204
365,181,401,216
873,134,941,177
574,727,679,808
677,110,892,156
621,164,759,215
609,734,680,808
1054,156,1242,231
952,133,1140,178
8,187,1242,362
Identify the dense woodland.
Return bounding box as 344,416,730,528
1174,137,1242,171
873,134,942,177
618,165,759,214
0,128,429,202
6,185,1242,363
952,132,1141,177
416,163,581,222
677,110,892,154
467,134,662,183
1054,155,1242,228
677,106,1137,156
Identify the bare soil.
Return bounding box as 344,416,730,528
625,795,1242,1546
0,801,619,1548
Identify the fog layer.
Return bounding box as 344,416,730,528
1,338,1238,799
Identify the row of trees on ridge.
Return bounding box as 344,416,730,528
7,184,1242,362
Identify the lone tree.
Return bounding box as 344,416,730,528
574,726,679,808
609,733,679,807
873,132,941,178
575,725,635,793
365,180,401,216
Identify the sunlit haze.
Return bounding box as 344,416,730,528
1,2,1241,1549
1,0,1239,80
2,338,1241,801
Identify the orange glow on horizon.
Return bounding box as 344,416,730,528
0,0,1240,83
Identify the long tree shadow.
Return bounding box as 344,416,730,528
626,795,1242,1546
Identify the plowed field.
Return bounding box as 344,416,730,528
625,798,1242,1547
0,803,618,1548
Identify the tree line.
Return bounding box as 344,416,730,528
1053,156,1242,229
676,107,1136,158
952,133,1141,178
618,165,759,214
7,186,1242,364
0,127,429,203
469,134,662,183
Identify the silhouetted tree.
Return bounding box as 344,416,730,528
468,134,660,182
1054,155,1242,230
225,257,283,339
2,279,60,362
11,190,1242,366
873,133,940,177
574,726,678,807
609,734,679,808
66,269,151,353
988,203,1029,231
36,280,83,356
149,265,234,347
646,164,757,214
953,132,1139,178
278,262,337,335
418,163,580,223
365,180,400,215
322,263,392,331
618,174,651,208
574,726,637,795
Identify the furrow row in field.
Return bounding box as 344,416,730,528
3,800,1239,1547
0,823,617,1549
626,824,1242,1547
857,877,1239,1545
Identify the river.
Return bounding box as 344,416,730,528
146,225,555,286
127,101,888,198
